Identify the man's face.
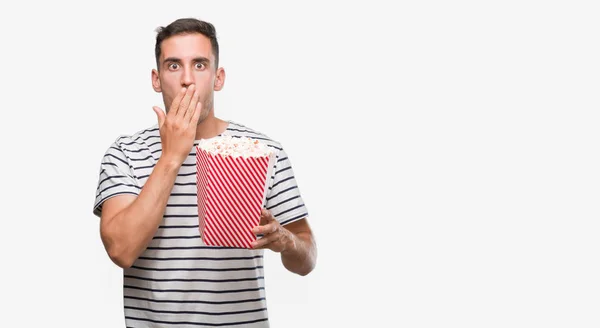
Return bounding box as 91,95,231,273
152,33,225,122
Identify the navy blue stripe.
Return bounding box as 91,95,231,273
138,255,263,261
98,175,129,186
163,214,198,218
267,195,300,210
125,316,268,326
270,176,294,190
277,156,288,162
124,305,266,316
280,212,308,225
124,275,264,283
148,141,161,148
152,235,200,240
115,135,128,143
274,204,305,218
121,147,146,153
266,186,297,201
138,127,159,134
168,193,197,197
137,134,160,141
134,164,155,170
181,163,195,167
158,225,199,229
119,140,145,146
146,246,241,250
275,166,291,175
174,182,196,186
100,162,119,167
104,153,128,166
226,128,254,133
129,155,153,161
130,265,263,272
124,295,265,305
167,203,197,207
124,285,264,294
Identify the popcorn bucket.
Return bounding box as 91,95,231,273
196,136,276,248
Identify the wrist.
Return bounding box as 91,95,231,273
282,230,298,255
157,155,183,172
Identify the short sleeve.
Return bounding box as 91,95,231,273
265,147,309,226
93,139,141,217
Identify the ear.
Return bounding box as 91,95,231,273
214,67,226,91
151,69,162,92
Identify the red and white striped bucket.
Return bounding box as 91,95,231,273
196,143,276,248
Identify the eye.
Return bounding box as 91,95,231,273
195,62,206,70
168,63,179,70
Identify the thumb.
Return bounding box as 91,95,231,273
153,106,166,128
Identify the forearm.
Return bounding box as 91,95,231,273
281,231,317,276
103,157,181,268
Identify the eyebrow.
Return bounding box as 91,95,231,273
163,57,210,65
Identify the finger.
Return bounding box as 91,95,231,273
152,106,166,128
258,211,276,228
261,209,276,223
177,84,195,117
252,233,277,249
169,87,188,117
258,213,269,226
190,100,203,124
185,88,200,120
252,222,277,236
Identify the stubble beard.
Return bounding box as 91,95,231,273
196,97,213,126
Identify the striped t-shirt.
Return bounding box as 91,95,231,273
93,120,309,328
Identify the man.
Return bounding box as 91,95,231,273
93,18,316,327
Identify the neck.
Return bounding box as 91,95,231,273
195,112,228,140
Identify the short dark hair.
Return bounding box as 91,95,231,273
154,18,220,70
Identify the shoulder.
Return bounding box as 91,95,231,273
100,125,160,171
224,120,284,151
110,124,160,151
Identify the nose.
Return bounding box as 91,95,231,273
181,67,194,87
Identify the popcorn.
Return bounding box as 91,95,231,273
196,136,276,248
198,135,274,158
